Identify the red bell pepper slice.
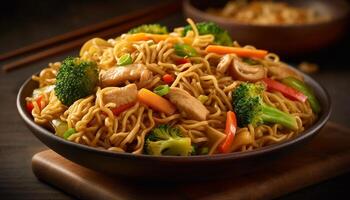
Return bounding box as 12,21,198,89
162,74,175,85
175,58,190,65
111,102,135,116
262,78,308,103
26,95,43,113
218,111,237,153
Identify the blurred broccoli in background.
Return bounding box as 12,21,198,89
183,22,233,46
55,57,98,106
128,24,168,34
144,125,192,156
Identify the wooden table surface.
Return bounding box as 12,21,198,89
1,0,349,199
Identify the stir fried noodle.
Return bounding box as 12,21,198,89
27,19,317,155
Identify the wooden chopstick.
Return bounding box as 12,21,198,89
2,1,180,72
0,1,180,62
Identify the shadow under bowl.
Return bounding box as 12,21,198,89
17,69,331,181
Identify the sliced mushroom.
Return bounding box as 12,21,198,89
229,59,267,82
217,54,234,74
267,62,303,81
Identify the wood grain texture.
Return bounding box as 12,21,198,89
31,122,350,200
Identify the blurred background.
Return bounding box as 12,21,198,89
0,0,349,199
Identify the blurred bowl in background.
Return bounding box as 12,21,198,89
184,0,350,56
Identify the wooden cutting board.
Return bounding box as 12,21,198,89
32,122,350,200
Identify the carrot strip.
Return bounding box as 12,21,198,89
205,45,268,59
165,36,192,45
137,88,176,115
126,33,150,42
126,33,192,44
148,34,168,42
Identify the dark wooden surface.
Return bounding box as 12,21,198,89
1,0,350,199
31,123,350,200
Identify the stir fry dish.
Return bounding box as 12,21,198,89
26,19,320,156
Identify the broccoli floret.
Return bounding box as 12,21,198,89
128,24,168,34
144,125,192,156
191,145,209,155
183,22,233,46
232,83,298,130
55,57,98,106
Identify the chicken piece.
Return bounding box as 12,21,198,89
102,84,137,107
100,64,152,87
166,88,209,121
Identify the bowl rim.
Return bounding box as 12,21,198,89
183,0,350,29
17,67,331,163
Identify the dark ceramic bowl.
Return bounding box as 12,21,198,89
184,0,350,56
17,68,331,180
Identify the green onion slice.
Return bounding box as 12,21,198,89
51,119,68,138
174,44,198,57
153,85,170,96
117,53,132,65
197,95,208,104
63,128,76,140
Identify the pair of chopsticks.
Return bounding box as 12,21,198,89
1,1,181,72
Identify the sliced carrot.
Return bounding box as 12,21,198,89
137,88,176,115
205,45,268,59
126,33,150,42
126,33,192,45
147,34,192,45
148,34,168,43
182,37,193,45
165,36,192,45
